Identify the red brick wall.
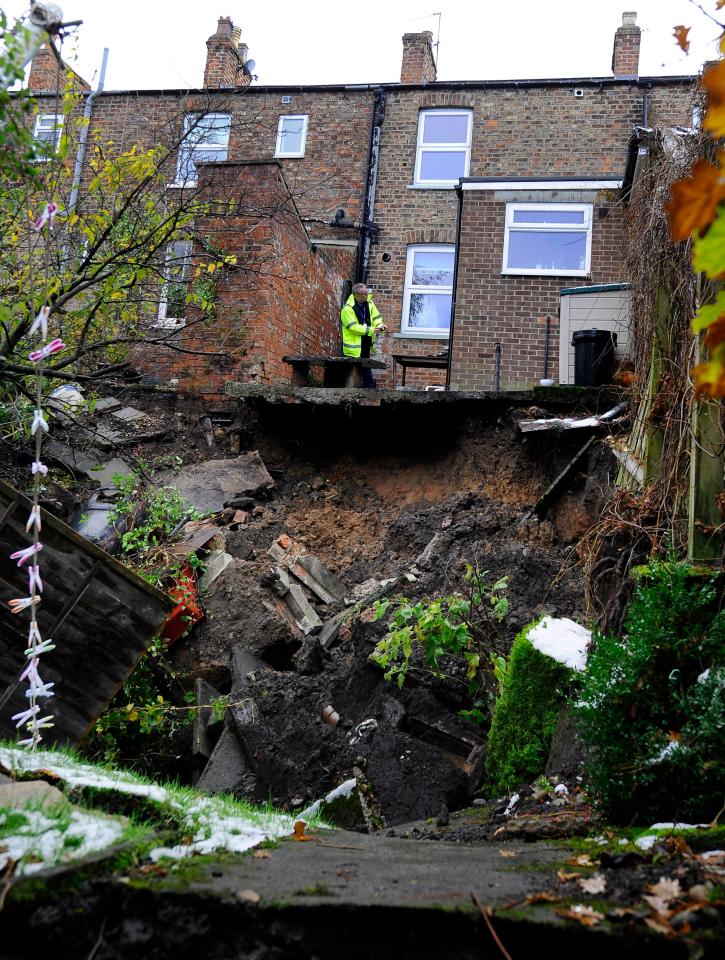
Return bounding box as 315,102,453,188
28,45,89,92
136,162,353,401
365,80,695,389
612,21,641,76
449,188,625,391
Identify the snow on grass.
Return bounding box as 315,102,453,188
527,616,591,671
0,805,127,875
299,778,357,821
0,743,328,864
0,745,167,802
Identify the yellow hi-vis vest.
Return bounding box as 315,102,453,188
340,293,383,357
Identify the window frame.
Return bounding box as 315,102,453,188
156,240,193,328
401,243,455,338
501,202,593,277
274,114,309,158
414,109,472,188
32,113,63,159
174,112,231,187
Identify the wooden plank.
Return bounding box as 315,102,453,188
0,478,172,744
522,436,597,521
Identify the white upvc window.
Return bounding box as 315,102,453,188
175,113,231,186
414,109,472,187
156,240,193,328
33,113,63,158
502,203,593,276
274,114,309,158
402,245,455,336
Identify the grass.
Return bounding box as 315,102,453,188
0,739,329,875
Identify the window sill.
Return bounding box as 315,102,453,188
152,320,186,330
274,153,305,159
501,270,592,278
167,182,197,189
394,331,450,340
407,183,458,191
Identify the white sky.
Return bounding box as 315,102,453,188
3,0,722,89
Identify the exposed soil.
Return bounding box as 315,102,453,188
162,394,614,824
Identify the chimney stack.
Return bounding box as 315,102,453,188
612,11,641,77
204,16,248,88
28,44,90,92
400,31,437,84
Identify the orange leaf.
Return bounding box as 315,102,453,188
666,159,725,241
718,1,725,10
703,60,725,138
704,315,725,350
293,820,315,842
673,25,691,54
693,353,725,398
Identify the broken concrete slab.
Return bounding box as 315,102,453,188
415,531,453,570
110,405,146,423
0,780,70,810
168,524,219,560
267,566,323,635
288,555,346,605
92,396,122,414
192,678,224,765
319,611,346,651
44,440,133,487
168,453,274,515
200,550,234,591
197,721,250,795
230,648,270,692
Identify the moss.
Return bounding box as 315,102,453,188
294,883,332,896
485,621,574,795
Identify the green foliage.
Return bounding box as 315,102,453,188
485,621,574,794
111,471,202,570
370,566,508,720
577,560,725,824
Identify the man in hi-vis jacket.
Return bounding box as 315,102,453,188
340,283,386,387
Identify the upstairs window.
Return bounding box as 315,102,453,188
33,113,63,158
402,245,455,335
275,115,309,158
176,113,231,186
414,110,471,187
502,203,593,276
157,240,192,327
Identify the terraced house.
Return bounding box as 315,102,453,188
28,12,697,399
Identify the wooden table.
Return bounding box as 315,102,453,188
391,353,448,388
283,355,386,388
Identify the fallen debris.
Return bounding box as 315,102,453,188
167,453,274,514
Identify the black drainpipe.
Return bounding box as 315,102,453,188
356,87,386,283
445,184,465,390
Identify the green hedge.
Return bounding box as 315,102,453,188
577,561,725,824
486,621,574,794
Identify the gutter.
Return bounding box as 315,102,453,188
356,87,386,284
27,74,697,99
67,47,109,220
446,183,465,391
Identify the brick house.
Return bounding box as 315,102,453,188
27,12,696,398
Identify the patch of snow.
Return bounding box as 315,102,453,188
650,822,710,830
697,669,710,683
701,849,725,859
0,807,124,875
150,801,294,861
504,793,520,817
635,834,657,850
554,783,568,795
648,741,684,765
527,616,591,671
299,778,357,821
0,747,168,802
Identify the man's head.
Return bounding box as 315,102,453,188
352,282,368,304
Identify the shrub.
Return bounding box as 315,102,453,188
577,560,725,824
485,621,574,794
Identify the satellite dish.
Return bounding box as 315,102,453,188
243,59,257,76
